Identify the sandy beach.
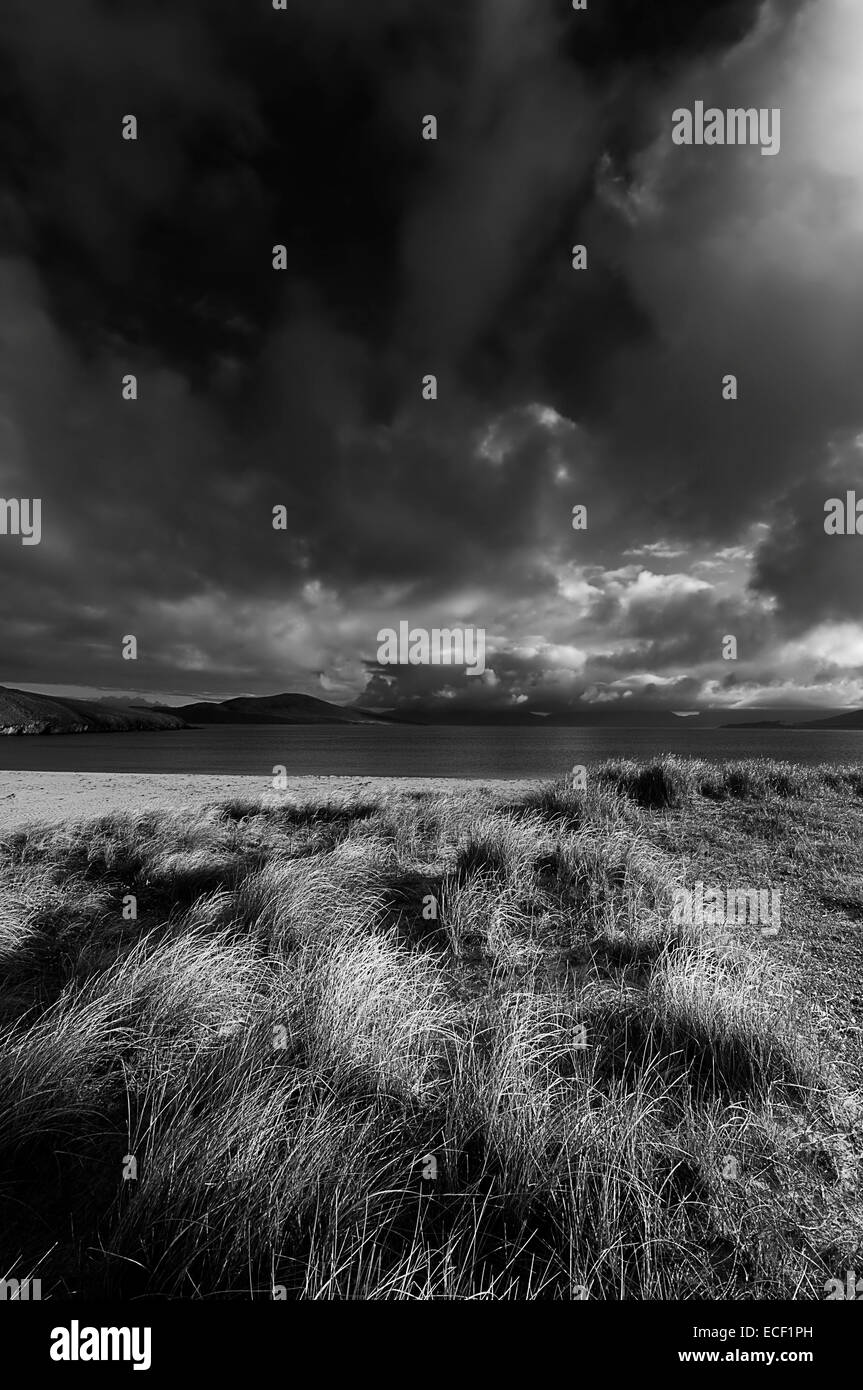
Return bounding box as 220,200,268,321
0,771,537,834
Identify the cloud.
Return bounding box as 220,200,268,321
5,0,862,714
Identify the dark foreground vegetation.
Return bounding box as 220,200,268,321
1,757,861,1299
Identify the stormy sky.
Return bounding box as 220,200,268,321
2,0,863,718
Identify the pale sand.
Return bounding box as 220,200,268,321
0,771,539,833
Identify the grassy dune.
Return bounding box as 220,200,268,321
0,757,861,1300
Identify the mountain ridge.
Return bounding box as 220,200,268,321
159,692,395,726
4,683,862,732
0,686,187,735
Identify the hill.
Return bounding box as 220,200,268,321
0,686,187,735
168,699,845,729
795,709,863,730
163,692,391,725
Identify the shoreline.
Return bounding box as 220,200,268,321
0,771,538,833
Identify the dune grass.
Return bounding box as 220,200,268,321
0,761,860,1299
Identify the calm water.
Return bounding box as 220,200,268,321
1,725,862,778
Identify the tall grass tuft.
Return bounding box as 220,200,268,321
0,765,859,1299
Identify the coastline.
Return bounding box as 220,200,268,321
0,771,538,834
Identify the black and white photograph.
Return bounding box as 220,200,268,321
1,0,861,1362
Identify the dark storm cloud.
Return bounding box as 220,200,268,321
3,0,857,708
751,439,863,630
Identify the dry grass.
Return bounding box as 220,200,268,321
0,761,860,1300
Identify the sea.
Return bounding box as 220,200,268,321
0,725,862,779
